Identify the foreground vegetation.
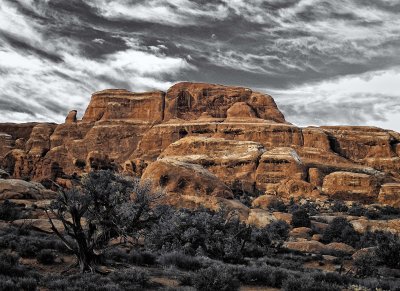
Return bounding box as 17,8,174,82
0,170,400,290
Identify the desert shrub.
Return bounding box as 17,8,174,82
266,220,290,241
45,269,149,290
268,200,288,212
48,170,164,272
379,205,400,216
128,250,156,266
18,277,38,291
37,249,56,265
109,268,150,289
364,209,381,220
158,252,202,271
347,203,366,217
0,200,22,221
376,234,400,269
0,253,40,289
357,231,386,249
291,209,311,227
282,274,341,291
322,217,359,247
229,264,293,288
354,252,378,277
193,265,240,291
146,208,251,263
331,200,348,212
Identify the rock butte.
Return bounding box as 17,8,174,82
1,82,400,218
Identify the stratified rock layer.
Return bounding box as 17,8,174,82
0,82,399,210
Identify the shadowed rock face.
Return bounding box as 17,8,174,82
1,82,400,212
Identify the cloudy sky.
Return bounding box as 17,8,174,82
1,0,400,131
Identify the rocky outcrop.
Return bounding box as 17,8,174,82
82,89,165,123
378,183,400,207
0,82,399,210
322,172,380,202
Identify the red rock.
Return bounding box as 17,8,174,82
255,148,305,192
82,89,165,123
322,172,380,201
163,82,286,123
65,110,77,123
378,183,400,207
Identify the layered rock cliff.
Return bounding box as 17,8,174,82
1,82,399,211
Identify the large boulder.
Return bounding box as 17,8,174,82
0,179,56,200
141,158,233,199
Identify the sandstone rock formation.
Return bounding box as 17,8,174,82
0,82,399,211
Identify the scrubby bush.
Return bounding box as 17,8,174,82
0,200,22,221
282,274,341,291
146,208,252,263
158,252,202,271
291,209,311,227
354,252,378,277
37,249,56,265
268,199,288,212
376,234,400,269
193,265,240,291
322,217,359,247
331,200,348,212
347,203,366,217
45,269,149,290
48,170,163,272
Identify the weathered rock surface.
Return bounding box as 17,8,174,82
0,82,399,212
0,179,57,200
322,172,380,202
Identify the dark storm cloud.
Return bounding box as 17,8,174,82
0,0,399,130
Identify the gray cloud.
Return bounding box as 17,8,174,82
0,0,399,131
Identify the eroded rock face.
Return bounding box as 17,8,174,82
322,172,380,201
82,89,165,123
159,136,265,193
255,148,305,193
378,183,400,207
0,81,399,211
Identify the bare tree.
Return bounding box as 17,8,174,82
46,170,163,273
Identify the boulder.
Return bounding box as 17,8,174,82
0,179,57,200
141,158,233,199
289,227,313,239
283,241,354,255
351,218,400,234
252,194,281,210
247,209,277,227
275,179,322,201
